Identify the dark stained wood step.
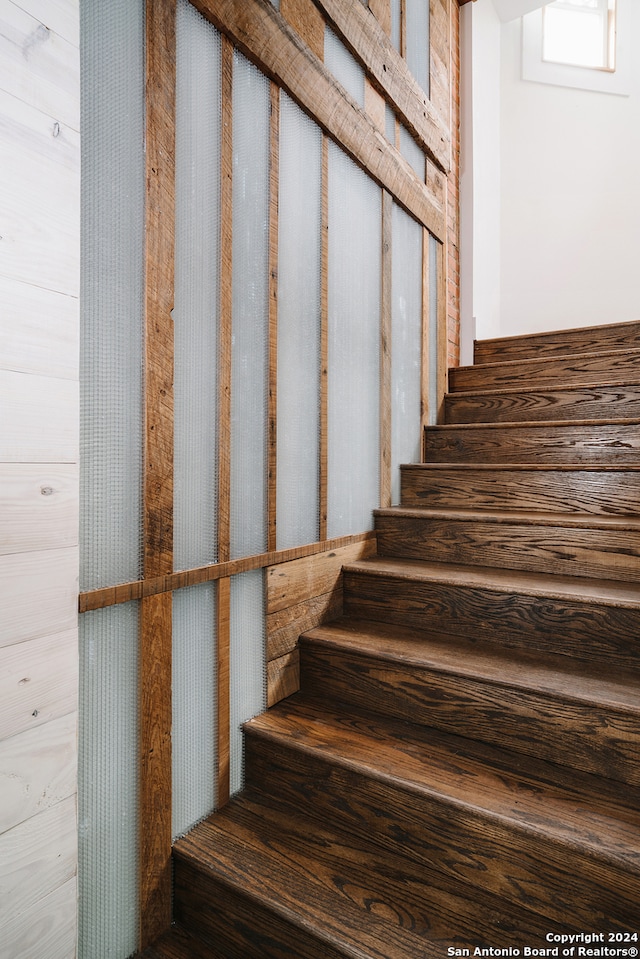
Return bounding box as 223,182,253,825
342,557,640,669
424,418,640,464
400,463,640,515
450,348,640,393
174,792,564,953
299,618,640,786
375,506,640,583
138,925,222,958
244,699,640,930
474,320,640,364
444,381,640,424
173,796,444,958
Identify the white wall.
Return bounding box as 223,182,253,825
462,0,640,348
0,1,79,956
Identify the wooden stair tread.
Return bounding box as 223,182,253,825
474,320,640,362
427,415,640,431
446,379,640,400
246,699,640,863
458,345,640,375
177,791,564,947
403,461,640,472
376,505,640,530
175,799,440,959
301,618,640,712
345,556,640,606
139,925,223,958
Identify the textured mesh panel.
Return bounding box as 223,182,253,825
327,144,381,537
405,0,430,97
428,233,439,425
400,124,426,180
78,604,139,959
172,584,217,838
80,0,145,591
391,203,423,504
174,0,221,571
325,26,365,107
230,51,270,559
230,571,266,794
386,102,396,144
276,92,322,550
391,0,401,51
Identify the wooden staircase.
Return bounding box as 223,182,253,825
145,321,640,958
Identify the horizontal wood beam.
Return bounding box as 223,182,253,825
79,531,377,612
311,0,450,171
190,0,445,239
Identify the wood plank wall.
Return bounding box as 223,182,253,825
76,0,459,950
0,2,80,957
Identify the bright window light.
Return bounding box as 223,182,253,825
543,0,616,71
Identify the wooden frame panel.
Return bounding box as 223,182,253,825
189,0,445,240
139,0,176,946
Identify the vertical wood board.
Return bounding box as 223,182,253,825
268,82,280,554
0,629,77,742
218,37,234,565
380,190,393,509
216,576,231,807
281,0,324,60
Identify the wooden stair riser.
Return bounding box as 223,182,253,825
343,568,640,670
243,728,640,930
400,466,640,515
474,321,640,364
444,383,640,425
299,637,640,787
424,422,640,465
174,860,356,959
375,512,640,584
450,350,640,393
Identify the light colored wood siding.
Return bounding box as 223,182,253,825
0,0,79,955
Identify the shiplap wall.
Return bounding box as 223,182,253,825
0,1,80,956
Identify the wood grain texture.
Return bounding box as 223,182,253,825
267,589,343,660
217,577,231,807
0,630,77,742
218,37,233,565
190,0,446,239
281,0,324,59
424,419,640,464
0,795,76,928
312,0,450,170
0,875,76,959
0,275,78,380
375,506,640,583
0,371,78,463
450,347,640,393
0,550,77,648
267,649,300,706
445,381,640,424
319,135,329,541
300,619,640,785
474,319,640,364
0,463,78,556
400,463,640,515
343,558,640,669
268,82,279,554
139,592,173,947
266,539,377,614
244,701,640,928
0,711,77,835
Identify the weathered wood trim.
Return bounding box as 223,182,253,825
139,593,172,946
311,0,450,171
281,0,325,60
368,0,391,37
139,0,175,946
189,0,445,240
218,37,234,564
267,650,300,707
421,228,430,445
380,190,393,509
429,0,451,131
268,82,280,554
216,577,231,807
437,236,448,422
79,531,378,612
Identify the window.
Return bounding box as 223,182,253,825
542,0,616,72
522,0,629,96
